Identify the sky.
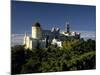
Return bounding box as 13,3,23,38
11,1,96,34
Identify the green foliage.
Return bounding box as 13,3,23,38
11,39,96,74
67,51,95,70
11,45,26,74
21,58,41,73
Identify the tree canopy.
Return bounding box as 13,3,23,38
11,39,96,74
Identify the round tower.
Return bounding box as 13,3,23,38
32,22,42,39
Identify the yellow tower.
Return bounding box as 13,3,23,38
32,22,42,39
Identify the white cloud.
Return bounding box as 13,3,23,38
11,31,96,46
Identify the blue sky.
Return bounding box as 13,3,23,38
11,1,96,34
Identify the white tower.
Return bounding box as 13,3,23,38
23,32,27,45
32,22,42,39
23,32,31,49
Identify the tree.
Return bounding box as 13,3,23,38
11,45,26,74
11,39,96,74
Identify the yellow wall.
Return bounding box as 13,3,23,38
32,26,42,39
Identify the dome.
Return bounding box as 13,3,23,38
32,22,41,27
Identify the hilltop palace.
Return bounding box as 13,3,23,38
23,22,80,50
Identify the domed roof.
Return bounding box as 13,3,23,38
32,22,41,27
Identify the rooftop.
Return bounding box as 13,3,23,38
32,22,41,27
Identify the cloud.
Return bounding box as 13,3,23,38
79,31,96,40
11,34,24,46
11,31,96,46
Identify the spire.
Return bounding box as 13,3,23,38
24,32,27,45
25,32,27,37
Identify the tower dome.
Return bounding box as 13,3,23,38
32,22,42,39
32,22,41,27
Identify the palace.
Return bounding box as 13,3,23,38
23,22,80,50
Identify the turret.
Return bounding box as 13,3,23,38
23,32,27,45
56,28,60,32
67,23,70,33
65,22,70,33
51,27,56,32
32,22,42,39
